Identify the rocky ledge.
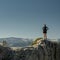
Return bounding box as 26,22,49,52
0,39,60,60
12,40,60,60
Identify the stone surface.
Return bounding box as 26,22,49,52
14,40,60,60
0,40,60,60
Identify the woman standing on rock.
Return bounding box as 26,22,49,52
42,24,48,40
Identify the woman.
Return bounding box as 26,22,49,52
42,24,48,40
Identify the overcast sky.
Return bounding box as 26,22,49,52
0,0,60,39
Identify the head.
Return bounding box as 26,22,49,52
44,24,46,26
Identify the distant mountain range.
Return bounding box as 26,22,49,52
0,37,59,47
0,37,33,47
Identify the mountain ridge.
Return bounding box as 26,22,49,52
0,37,33,47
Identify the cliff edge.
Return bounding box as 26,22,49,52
13,39,60,60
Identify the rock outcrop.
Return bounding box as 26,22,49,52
0,39,60,60
13,40,60,60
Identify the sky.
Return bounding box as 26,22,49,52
0,0,60,39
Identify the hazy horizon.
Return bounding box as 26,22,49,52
0,0,60,39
